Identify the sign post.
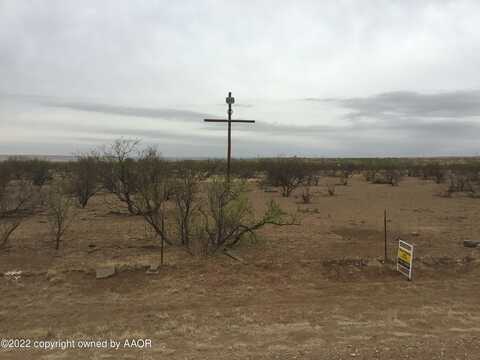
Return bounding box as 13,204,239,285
384,209,387,262
397,240,414,280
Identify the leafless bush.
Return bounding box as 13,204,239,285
366,170,402,186
46,179,76,250
364,170,375,182
28,159,52,187
422,164,446,183
0,172,35,248
100,138,141,214
446,172,475,194
71,153,99,208
99,143,193,262
305,174,320,186
327,183,336,196
301,186,313,203
189,222,210,257
173,163,203,249
388,170,401,186
4,157,52,187
338,171,349,186
129,147,173,247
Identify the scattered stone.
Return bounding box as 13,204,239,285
463,240,480,248
46,269,65,284
95,265,116,279
46,269,58,279
146,262,161,274
116,263,149,273
169,287,180,295
4,270,22,281
195,343,211,351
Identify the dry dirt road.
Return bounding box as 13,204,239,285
1,260,479,359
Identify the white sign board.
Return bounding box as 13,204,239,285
397,240,414,280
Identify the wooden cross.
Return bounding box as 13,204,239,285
204,92,255,183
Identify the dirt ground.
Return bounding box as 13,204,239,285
1,175,480,359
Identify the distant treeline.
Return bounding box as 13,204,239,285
2,155,480,182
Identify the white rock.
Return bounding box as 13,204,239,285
95,265,116,279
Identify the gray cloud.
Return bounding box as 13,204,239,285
308,90,480,118
301,90,480,150
46,101,213,122
0,93,211,122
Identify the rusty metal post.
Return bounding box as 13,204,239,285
384,209,387,262
161,213,165,266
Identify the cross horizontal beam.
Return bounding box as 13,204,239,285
204,119,255,123
203,92,256,183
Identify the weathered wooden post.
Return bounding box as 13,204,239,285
384,209,388,262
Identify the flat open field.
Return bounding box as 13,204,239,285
1,175,480,359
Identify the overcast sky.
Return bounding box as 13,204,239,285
1,0,480,157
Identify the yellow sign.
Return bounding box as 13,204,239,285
398,248,411,263
397,240,414,280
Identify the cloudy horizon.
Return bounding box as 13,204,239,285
1,1,480,157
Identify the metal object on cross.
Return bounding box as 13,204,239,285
204,92,255,183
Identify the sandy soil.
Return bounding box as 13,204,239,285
1,175,479,359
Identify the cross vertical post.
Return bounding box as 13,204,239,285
204,92,255,183
227,92,233,183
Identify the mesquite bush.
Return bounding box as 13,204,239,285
71,153,99,208
0,164,35,248
100,138,141,215
46,179,76,250
200,177,297,252
263,157,314,197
